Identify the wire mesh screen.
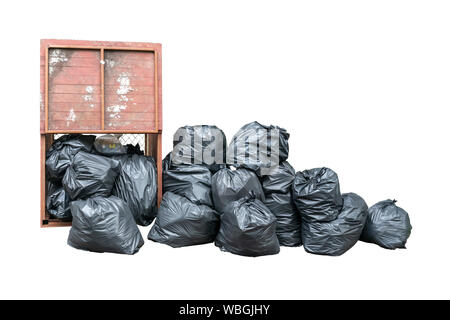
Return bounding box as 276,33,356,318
53,134,146,152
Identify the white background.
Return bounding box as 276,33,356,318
0,0,449,299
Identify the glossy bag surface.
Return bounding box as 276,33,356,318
113,154,158,226
215,195,280,257
148,192,220,248
292,167,343,222
360,199,412,249
302,193,368,256
68,196,144,255
62,151,121,200
211,168,265,213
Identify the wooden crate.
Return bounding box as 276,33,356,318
40,39,163,227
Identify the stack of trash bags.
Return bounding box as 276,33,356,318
45,134,157,254
147,125,226,247
48,122,413,257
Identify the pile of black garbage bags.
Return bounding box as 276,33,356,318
49,122,412,257
46,134,157,254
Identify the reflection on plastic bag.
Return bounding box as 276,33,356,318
148,192,220,248
113,154,158,226
68,196,144,255
360,199,412,249
63,151,121,200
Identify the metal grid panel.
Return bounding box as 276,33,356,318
53,133,146,151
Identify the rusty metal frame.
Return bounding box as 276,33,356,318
44,44,159,134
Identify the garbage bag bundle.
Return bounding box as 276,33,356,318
46,181,71,219
215,194,280,257
68,196,144,255
292,167,343,223
112,154,158,226
360,199,412,249
302,193,368,256
93,134,127,156
163,155,213,207
211,168,265,213
264,193,302,247
148,192,220,248
173,125,227,173
63,151,121,200
227,121,290,174
46,134,96,181
260,161,296,194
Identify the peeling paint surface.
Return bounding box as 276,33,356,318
66,108,76,126
106,105,127,119
49,49,68,75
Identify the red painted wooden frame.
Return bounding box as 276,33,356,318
40,39,163,227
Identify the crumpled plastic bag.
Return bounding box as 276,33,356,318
62,151,121,200
173,125,227,173
46,181,71,219
264,192,302,247
215,194,280,257
211,168,265,213
148,192,220,248
260,161,296,194
292,167,343,222
68,196,144,255
226,121,290,174
163,153,213,207
46,134,96,181
112,154,158,226
302,192,368,256
360,199,412,249
93,134,127,156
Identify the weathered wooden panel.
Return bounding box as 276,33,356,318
104,50,156,131
48,48,102,130
41,39,162,133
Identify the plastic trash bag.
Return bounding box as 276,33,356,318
292,167,343,222
46,134,96,181
264,192,302,247
215,194,280,257
226,121,290,174
46,181,71,219
301,192,368,256
173,125,227,173
211,168,265,213
93,134,127,156
261,161,295,194
163,156,213,207
68,196,144,255
148,192,220,248
112,154,158,226
63,151,121,200
360,199,412,249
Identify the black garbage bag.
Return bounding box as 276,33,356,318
173,125,227,173
46,181,71,219
264,193,302,247
292,167,343,223
93,134,127,156
360,199,412,249
302,193,368,256
163,155,213,207
215,194,280,257
62,151,121,200
112,154,158,226
261,161,295,194
148,192,220,248
46,134,96,181
126,143,144,155
211,168,265,213
226,121,290,174
68,196,144,255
